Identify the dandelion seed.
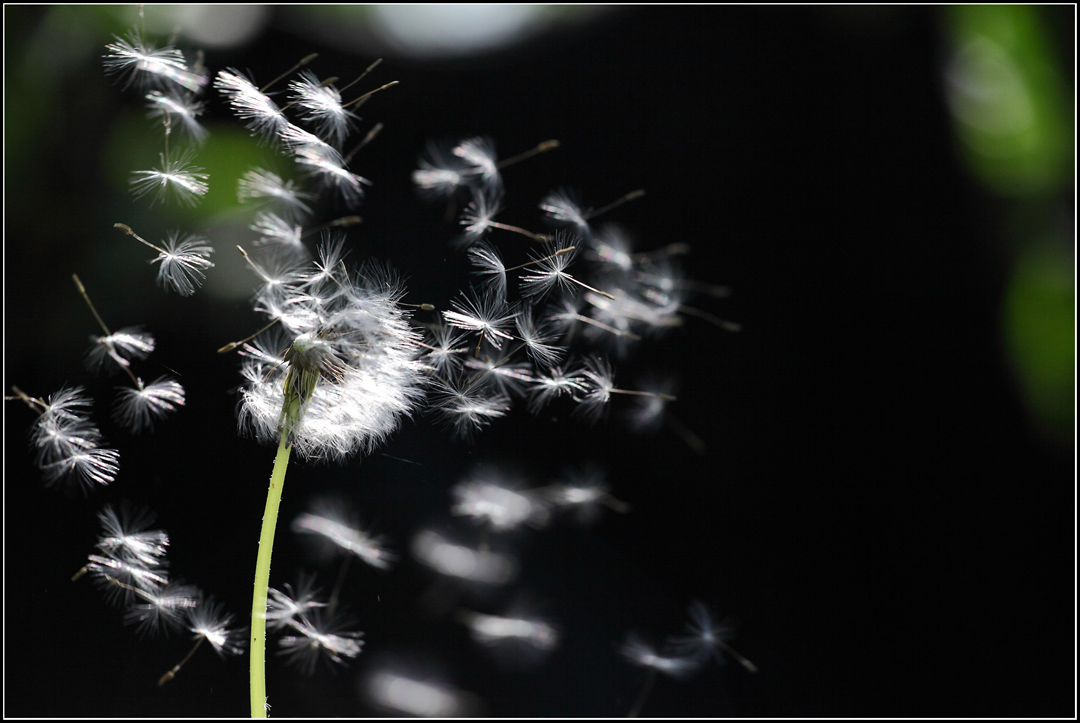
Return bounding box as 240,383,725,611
292,509,396,570
214,68,289,140
83,552,168,606
520,235,612,301
159,595,245,685
278,611,364,674
458,609,560,659
515,308,564,368
295,145,369,206
667,601,758,673
451,469,549,532
85,327,155,374
41,446,120,491
237,168,313,222
540,188,589,231
453,137,501,190
145,90,207,144
123,581,199,638
466,242,507,299
149,231,215,296
94,503,169,568
411,530,517,586
129,150,209,207
539,465,629,525
104,30,207,93
620,632,700,679
413,141,469,198
419,325,469,376
113,376,186,433
251,212,305,257
442,288,516,351
526,364,589,414
188,596,245,657
266,577,328,632
428,375,511,439
288,70,357,147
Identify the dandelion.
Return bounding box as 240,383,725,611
129,149,209,207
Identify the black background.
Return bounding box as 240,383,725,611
4,6,1074,718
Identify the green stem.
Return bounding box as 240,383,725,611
250,433,292,718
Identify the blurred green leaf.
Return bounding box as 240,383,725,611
945,5,1072,197
1003,239,1075,439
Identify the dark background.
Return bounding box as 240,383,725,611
4,6,1074,718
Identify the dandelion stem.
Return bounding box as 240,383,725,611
337,58,382,95
343,122,383,165
251,432,293,718
503,246,575,273
718,639,758,674
627,667,658,718
341,80,398,111
677,304,742,333
583,188,645,221
218,318,282,354
260,53,318,93
72,274,112,338
8,386,46,415
73,275,144,389
159,635,205,686
496,139,560,169
487,220,552,243
609,388,677,402
564,273,615,300
114,223,168,255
